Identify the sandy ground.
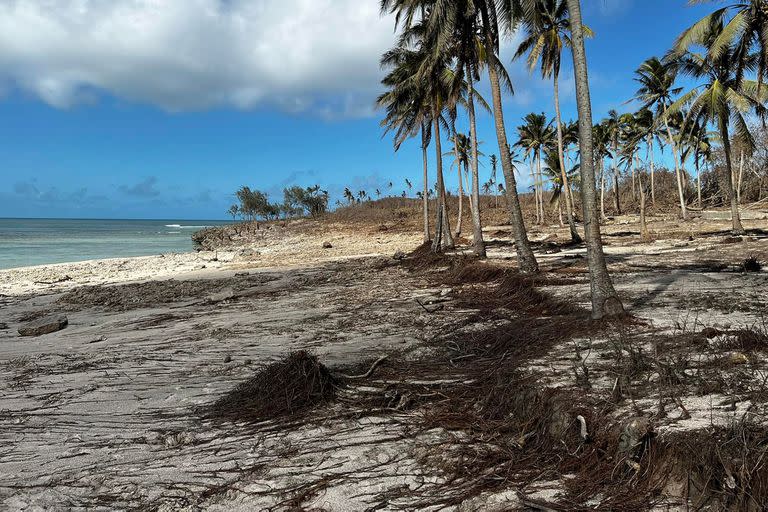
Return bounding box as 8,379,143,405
1,215,768,510
0,222,422,297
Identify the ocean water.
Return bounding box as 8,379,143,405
0,218,229,270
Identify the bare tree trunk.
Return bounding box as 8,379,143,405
566,0,623,319
721,119,745,235
466,65,486,258
421,124,430,244
558,200,564,227
662,107,688,220
432,109,454,251
554,76,581,242
479,3,537,273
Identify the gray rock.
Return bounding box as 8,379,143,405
393,250,406,260
322,241,333,249
618,417,653,454
18,315,68,337
0,322,8,330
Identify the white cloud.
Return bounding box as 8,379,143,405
0,0,395,115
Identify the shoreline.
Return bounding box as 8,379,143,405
0,250,236,297
0,222,423,297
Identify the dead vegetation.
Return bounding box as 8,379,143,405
209,351,340,423
201,249,768,510
58,272,277,311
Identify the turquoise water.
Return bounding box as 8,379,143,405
0,218,230,270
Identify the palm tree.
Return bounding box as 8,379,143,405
377,43,433,243
343,187,355,204
565,0,623,319
619,111,642,200
378,24,455,250
543,148,579,227
378,52,434,240
448,131,469,237
489,153,499,208
676,0,768,93
633,108,659,205
602,110,623,215
516,112,555,224
476,0,538,272
633,57,688,219
669,17,767,234
514,0,587,242
681,118,713,209
592,122,612,221
562,120,580,213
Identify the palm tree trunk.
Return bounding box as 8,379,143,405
566,0,623,319
600,160,606,220
639,173,649,239
464,165,473,214
530,160,536,223
631,153,636,199
737,149,744,204
553,75,581,242
453,133,464,237
696,156,702,209
612,141,621,214
648,133,656,206
662,107,688,220
721,119,745,235
432,108,454,251
466,67,486,258
479,4,537,273
421,124,430,244
537,152,545,224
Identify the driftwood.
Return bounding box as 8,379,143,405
34,275,72,285
337,355,389,380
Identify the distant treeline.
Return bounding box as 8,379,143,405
229,185,329,221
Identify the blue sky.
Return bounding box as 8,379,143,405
0,0,713,220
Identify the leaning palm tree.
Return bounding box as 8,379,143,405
565,0,623,319
668,17,767,234
516,112,555,225
633,57,688,219
514,0,587,242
